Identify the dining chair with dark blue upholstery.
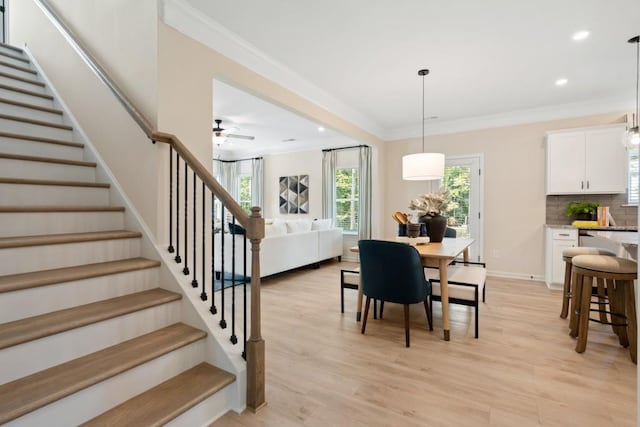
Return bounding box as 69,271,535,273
358,239,432,347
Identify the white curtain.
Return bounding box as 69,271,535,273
322,150,337,223
251,157,264,210
358,145,372,240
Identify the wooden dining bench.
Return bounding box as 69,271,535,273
425,261,487,338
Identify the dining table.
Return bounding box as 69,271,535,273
350,237,475,341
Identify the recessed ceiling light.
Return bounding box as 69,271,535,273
555,78,568,86
282,138,296,142
317,126,325,132
572,30,590,41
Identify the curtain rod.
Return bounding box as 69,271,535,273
213,156,263,163
322,144,369,152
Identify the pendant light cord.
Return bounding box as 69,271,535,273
422,72,425,152
635,39,639,127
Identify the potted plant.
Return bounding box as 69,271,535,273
565,201,600,221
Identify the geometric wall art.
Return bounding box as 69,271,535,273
279,175,309,214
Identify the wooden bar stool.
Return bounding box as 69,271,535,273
571,255,637,364
561,247,615,322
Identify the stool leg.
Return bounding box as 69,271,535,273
608,279,629,347
596,277,608,323
624,280,637,364
576,274,592,353
569,270,582,338
560,261,572,318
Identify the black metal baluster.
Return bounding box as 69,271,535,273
183,161,189,275
201,182,207,301
191,171,198,287
174,152,181,263
220,205,227,329
210,196,217,315
168,146,174,254
230,216,238,344
242,233,247,359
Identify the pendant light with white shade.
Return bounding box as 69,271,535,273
629,35,640,146
402,69,445,180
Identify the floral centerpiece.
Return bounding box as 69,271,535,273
408,188,450,218
408,189,450,242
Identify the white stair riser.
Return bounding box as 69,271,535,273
0,183,109,206
0,210,124,238
0,75,46,94
3,340,205,427
0,238,141,275
0,138,83,161
0,158,95,182
0,267,159,323
0,54,31,68
0,102,63,123
0,88,53,108
0,300,182,384
0,63,38,81
167,383,236,427
0,117,72,140
0,46,24,58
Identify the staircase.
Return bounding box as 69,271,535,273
0,43,236,426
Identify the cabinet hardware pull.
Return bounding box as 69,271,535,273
559,233,570,236
581,181,584,189
586,180,589,189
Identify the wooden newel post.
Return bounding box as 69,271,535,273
246,207,266,412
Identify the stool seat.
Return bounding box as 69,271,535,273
562,247,616,260
572,255,637,275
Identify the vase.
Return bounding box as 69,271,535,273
419,214,447,243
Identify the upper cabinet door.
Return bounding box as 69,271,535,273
546,124,627,195
584,127,627,193
546,132,585,194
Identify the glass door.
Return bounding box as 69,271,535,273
441,155,483,261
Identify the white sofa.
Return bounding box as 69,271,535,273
214,218,343,278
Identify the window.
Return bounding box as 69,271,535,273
238,175,252,214
335,168,359,233
628,146,639,205
441,165,471,237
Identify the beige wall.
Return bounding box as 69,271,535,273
386,112,627,279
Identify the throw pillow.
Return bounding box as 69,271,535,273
265,221,287,237
228,222,246,235
285,219,313,234
311,218,332,230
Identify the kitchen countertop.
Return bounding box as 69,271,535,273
546,224,638,231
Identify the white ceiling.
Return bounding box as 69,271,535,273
174,0,640,156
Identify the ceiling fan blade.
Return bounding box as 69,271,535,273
225,133,255,141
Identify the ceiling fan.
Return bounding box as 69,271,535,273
212,119,255,141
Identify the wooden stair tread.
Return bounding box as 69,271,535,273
0,152,96,167
0,323,206,424
0,177,109,188
0,112,72,130
0,130,81,147
0,257,158,293
81,363,235,427
0,288,181,349
0,230,141,249
0,96,63,114
0,70,44,87
0,205,124,213
0,83,53,100
0,60,37,75
0,50,29,63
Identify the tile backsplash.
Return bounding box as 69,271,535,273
546,193,637,226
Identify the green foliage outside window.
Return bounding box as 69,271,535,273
239,175,252,214
441,166,470,227
335,168,359,232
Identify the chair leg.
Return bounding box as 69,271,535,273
424,298,433,331
608,279,629,347
482,283,486,303
569,270,582,338
624,281,637,364
340,284,345,313
560,261,572,318
404,304,410,347
474,302,479,339
576,276,592,353
361,297,371,334
379,301,385,319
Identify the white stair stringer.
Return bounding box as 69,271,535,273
0,236,142,275
0,209,124,237
3,339,206,427
0,299,182,384
0,157,96,182
0,182,109,206
0,266,159,323
0,136,83,160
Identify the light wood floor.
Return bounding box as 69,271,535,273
214,261,636,427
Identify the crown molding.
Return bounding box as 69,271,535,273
383,97,634,141
160,0,383,138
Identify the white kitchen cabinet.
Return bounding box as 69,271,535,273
546,125,627,195
545,227,578,289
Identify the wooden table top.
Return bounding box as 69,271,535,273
350,237,474,260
